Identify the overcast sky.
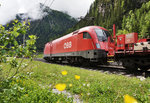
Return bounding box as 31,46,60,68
0,0,95,25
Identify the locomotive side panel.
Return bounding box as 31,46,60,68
51,34,78,56
75,32,96,59
77,32,95,51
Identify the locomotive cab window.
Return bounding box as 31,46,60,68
94,28,111,42
83,32,91,39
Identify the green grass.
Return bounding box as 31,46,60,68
35,52,43,58
1,59,150,103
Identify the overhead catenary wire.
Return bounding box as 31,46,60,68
47,0,55,7
32,0,56,33
31,0,51,33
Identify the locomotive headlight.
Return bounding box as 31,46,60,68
96,43,101,49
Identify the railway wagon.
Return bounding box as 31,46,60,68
44,26,114,64
114,33,150,71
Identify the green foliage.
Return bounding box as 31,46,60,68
68,0,149,37
0,75,73,103
0,20,73,103
118,1,150,38
0,20,37,79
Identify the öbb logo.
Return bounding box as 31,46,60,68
64,41,72,49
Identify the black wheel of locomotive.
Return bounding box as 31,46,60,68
89,62,97,67
82,59,91,67
57,60,62,64
139,66,149,71
67,57,76,65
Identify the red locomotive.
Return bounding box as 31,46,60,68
44,26,111,65
44,25,150,71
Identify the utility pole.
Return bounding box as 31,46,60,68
23,16,28,47
18,13,28,47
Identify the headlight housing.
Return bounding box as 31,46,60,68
96,43,101,49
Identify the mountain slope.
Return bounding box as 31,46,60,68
67,0,149,37
118,1,150,38
29,5,77,51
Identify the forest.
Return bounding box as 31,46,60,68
67,0,150,38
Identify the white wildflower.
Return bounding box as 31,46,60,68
140,77,146,81
30,72,34,75
6,37,9,40
87,84,90,87
19,87,24,90
87,93,90,96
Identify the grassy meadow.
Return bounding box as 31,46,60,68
1,59,150,103
35,52,43,58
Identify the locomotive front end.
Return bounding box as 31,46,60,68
88,27,113,64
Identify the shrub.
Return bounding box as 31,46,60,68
0,75,73,103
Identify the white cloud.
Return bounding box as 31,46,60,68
49,0,95,18
0,0,19,24
0,0,95,25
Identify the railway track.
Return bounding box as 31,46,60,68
34,58,150,78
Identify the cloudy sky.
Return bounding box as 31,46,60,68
0,0,95,25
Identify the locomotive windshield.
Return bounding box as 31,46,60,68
94,28,111,41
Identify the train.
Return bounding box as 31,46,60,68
44,25,150,71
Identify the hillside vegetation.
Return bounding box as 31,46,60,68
118,1,150,38
67,0,150,38
29,4,77,51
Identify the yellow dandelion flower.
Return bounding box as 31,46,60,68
69,84,72,87
16,80,19,83
61,70,68,75
124,94,138,103
55,83,66,91
75,75,80,80
23,81,25,85
25,94,28,96
56,100,60,103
